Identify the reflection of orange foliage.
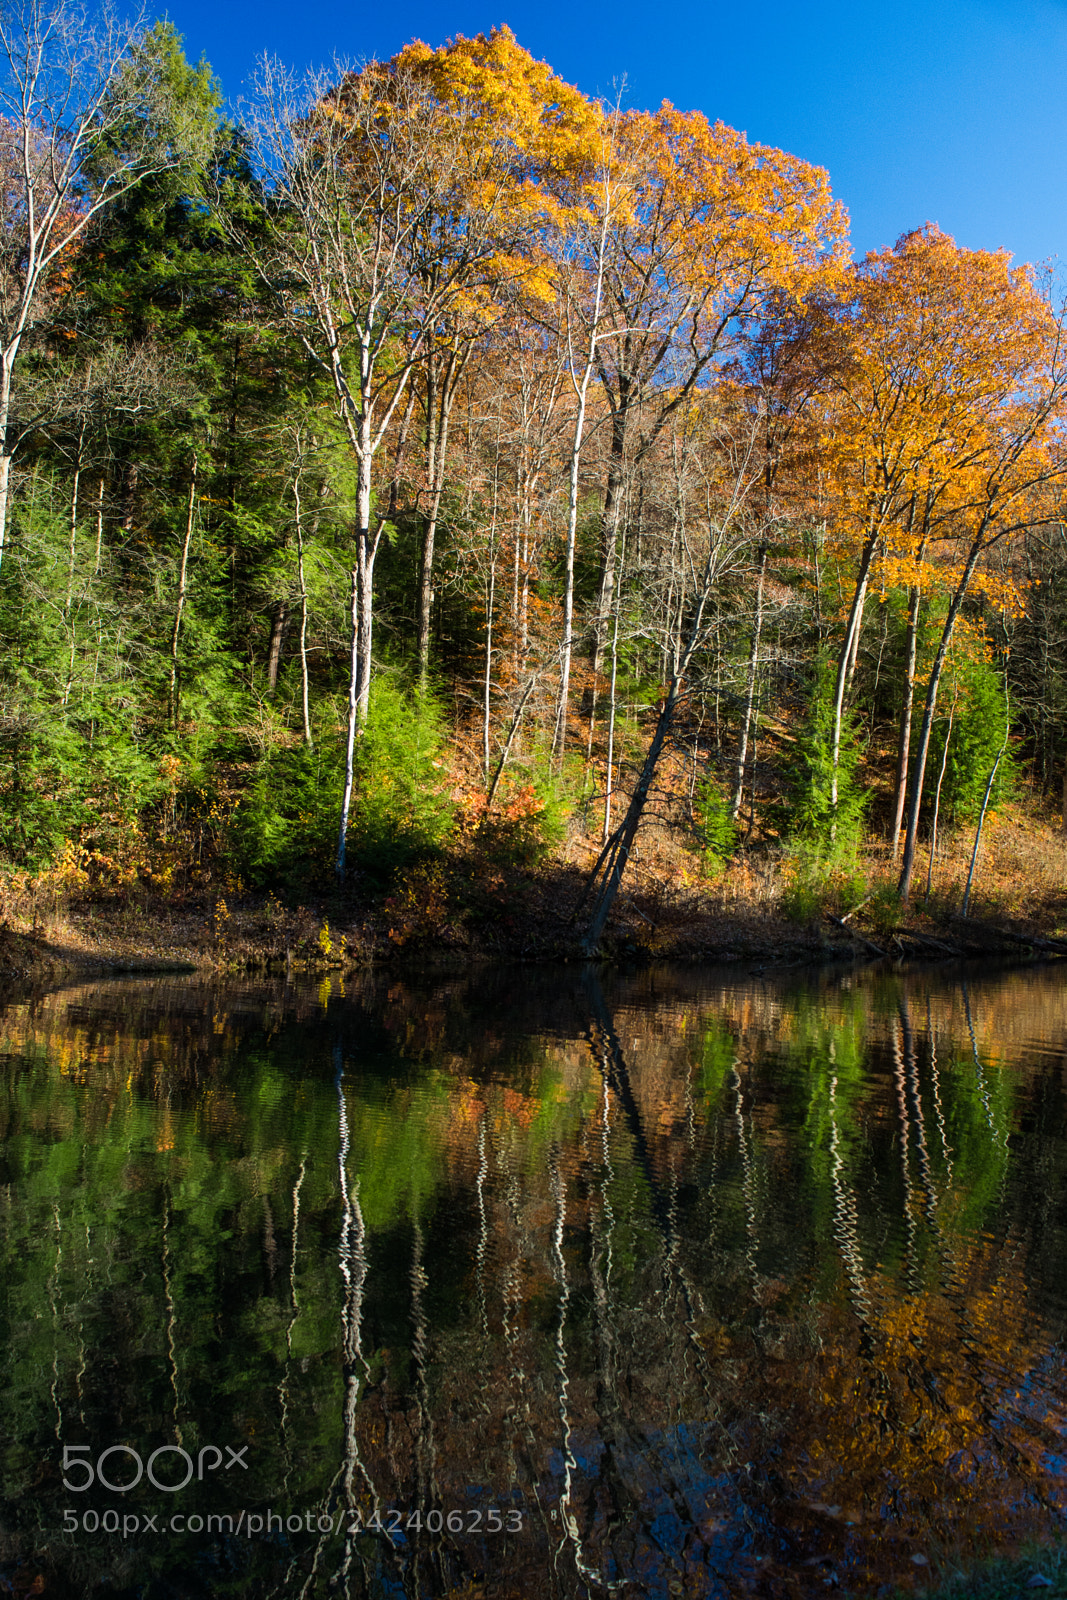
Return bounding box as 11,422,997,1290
497,1086,539,1128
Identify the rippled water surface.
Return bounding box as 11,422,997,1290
3,962,1067,1598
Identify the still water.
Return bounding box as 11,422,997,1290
2,961,1067,1598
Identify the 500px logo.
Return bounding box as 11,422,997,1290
61,1444,249,1494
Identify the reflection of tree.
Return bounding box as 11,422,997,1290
549,1144,605,1589
162,1188,183,1444
7,972,1067,1598
475,1114,489,1340
321,1044,384,1599
582,972,728,1594
731,1064,759,1291
891,1013,919,1291
927,997,954,1187
410,1212,445,1595
829,1071,872,1333
279,1153,306,1499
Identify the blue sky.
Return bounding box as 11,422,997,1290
160,0,1067,269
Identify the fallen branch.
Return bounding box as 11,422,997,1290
949,921,1067,957
893,927,963,955
825,914,886,959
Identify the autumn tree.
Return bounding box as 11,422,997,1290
816,229,1067,868
241,34,598,879
585,103,848,673
391,28,599,686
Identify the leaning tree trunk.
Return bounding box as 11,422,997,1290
582,542,719,954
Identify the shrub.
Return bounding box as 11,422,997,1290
229,682,452,892
926,654,1013,825
693,777,738,877
783,654,866,863
462,779,567,873
347,681,453,885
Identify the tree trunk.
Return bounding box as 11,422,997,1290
265,601,288,692
829,524,880,829
844,570,868,690
554,194,612,765
169,455,197,729
336,455,383,879
416,355,459,682
0,350,18,570
353,441,378,726
65,423,84,613
293,475,312,749
482,546,495,782
335,567,360,884
93,475,105,576
890,584,921,857
924,692,955,902
417,483,443,683
554,366,594,764
602,527,626,844
730,544,767,821
898,532,988,902
592,411,627,673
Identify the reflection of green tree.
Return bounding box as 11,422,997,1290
679,990,1019,1311
790,1000,871,1292
0,1043,345,1520
346,1076,452,1232
934,1045,1012,1233
0,1017,610,1528
695,1018,736,1105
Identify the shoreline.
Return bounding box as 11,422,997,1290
2,869,1065,996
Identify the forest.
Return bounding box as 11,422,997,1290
3,3,1067,962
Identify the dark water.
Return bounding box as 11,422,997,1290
3,961,1067,1598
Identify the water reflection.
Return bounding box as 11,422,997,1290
2,963,1067,1596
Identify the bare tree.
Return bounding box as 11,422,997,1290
0,0,210,566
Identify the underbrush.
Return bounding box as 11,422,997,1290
2,723,1066,977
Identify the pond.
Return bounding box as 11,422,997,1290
2,961,1067,1598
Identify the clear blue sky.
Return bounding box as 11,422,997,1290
160,0,1067,269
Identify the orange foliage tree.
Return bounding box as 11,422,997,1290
815,225,1067,891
